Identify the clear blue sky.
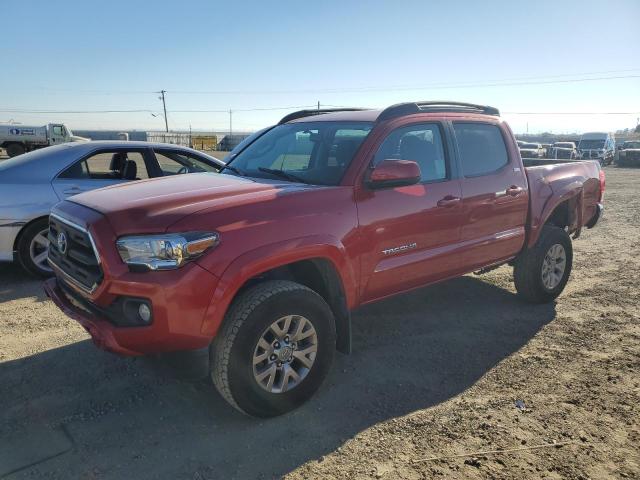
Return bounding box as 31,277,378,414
1,0,638,134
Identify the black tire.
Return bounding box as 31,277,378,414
211,280,336,417
16,218,53,278
514,225,573,304
6,143,25,157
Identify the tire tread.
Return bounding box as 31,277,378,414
211,280,316,415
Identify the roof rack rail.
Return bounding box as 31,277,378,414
377,101,500,122
278,108,366,125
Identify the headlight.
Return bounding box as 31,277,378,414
116,232,219,271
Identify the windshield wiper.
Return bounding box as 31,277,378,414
258,167,308,184
219,164,245,176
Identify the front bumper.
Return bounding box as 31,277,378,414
45,259,220,355
44,203,221,356
44,277,141,356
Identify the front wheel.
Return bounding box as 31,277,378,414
514,225,573,304
211,280,336,417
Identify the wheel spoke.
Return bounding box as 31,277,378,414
253,351,269,365
256,364,277,389
280,365,300,392
33,250,49,266
292,317,307,340
270,320,286,338
257,337,271,351
281,315,293,336
293,345,317,368
33,232,50,248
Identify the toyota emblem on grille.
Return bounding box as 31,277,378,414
57,231,68,254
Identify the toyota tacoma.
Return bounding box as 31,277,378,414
44,101,605,417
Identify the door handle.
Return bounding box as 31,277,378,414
437,196,461,208
506,185,523,196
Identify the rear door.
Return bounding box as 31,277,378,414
357,121,464,302
451,121,528,271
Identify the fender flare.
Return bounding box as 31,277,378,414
527,180,583,248
200,234,357,345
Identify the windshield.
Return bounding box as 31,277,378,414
579,139,605,150
521,143,538,149
224,121,373,185
623,141,640,149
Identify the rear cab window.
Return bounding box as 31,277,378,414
453,123,509,177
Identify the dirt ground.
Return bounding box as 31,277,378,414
0,167,638,479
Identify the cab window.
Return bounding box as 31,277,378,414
453,123,509,177
373,123,447,182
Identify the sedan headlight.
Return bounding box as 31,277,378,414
116,232,219,271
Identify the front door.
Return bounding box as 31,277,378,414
357,122,464,303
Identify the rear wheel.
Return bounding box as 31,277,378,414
211,280,336,417
6,143,25,157
514,225,573,304
16,218,53,277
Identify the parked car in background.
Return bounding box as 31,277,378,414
519,142,544,158
541,143,553,157
0,141,223,276
617,140,640,167
0,123,89,157
549,141,579,159
578,132,615,165
44,101,605,417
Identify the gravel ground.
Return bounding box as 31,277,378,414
0,166,638,479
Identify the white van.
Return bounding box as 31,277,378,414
577,132,615,165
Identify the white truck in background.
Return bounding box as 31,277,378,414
577,132,616,165
0,123,89,157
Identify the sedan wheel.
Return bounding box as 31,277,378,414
29,228,52,274
17,218,54,277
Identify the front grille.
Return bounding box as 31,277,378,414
48,215,103,293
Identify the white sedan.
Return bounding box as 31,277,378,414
0,141,223,276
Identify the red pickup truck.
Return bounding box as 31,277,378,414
44,102,605,417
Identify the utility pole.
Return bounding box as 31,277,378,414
159,90,169,132
229,109,233,137
317,101,320,111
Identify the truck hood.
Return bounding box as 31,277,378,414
70,135,91,142
69,173,301,234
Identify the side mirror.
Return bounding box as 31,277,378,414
367,159,421,189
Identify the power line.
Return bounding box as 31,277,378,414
5,68,638,96
0,104,319,114
165,72,640,95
